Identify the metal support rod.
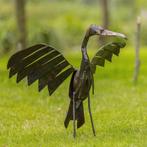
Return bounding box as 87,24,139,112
73,92,76,138
88,94,96,136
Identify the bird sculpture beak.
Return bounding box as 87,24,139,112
100,29,127,40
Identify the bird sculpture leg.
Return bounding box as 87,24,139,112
88,94,96,136
73,92,76,138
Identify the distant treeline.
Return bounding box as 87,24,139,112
0,0,147,55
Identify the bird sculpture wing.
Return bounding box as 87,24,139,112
7,44,75,95
90,40,126,74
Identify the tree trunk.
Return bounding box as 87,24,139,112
101,0,109,29
99,0,109,46
15,0,27,50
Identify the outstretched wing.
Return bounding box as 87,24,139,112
7,44,75,95
90,41,126,73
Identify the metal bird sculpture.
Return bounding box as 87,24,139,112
7,25,127,138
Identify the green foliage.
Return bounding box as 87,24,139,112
1,31,15,53
29,27,65,51
140,21,147,46
0,48,147,146
0,0,147,53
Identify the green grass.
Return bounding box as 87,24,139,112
0,47,147,146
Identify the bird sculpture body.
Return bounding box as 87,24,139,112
7,25,127,137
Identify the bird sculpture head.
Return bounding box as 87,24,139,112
88,24,127,39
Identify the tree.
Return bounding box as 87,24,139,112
101,0,109,29
15,0,27,50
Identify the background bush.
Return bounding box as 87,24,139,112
0,0,147,54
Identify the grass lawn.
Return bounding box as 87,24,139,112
0,47,147,147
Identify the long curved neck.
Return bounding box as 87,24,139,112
81,31,90,61
78,30,91,77
81,34,89,49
